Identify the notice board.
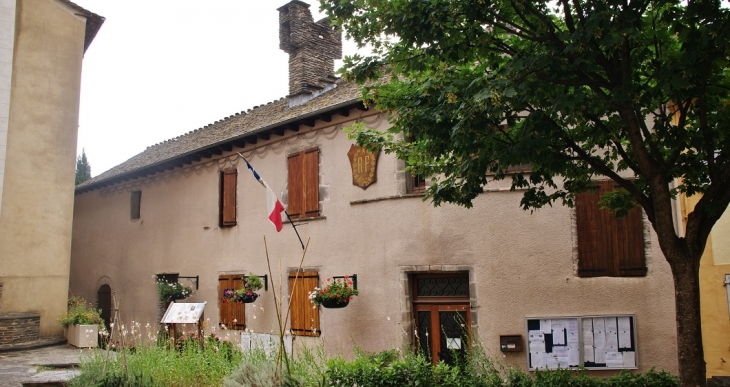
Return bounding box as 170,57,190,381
526,315,636,370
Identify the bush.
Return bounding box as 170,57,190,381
57,294,104,328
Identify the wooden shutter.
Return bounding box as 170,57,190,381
288,147,319,219
218,275,245,330
302,148,320,217
576,181,646,277
289,271,320,337
287,152,304,219
130,191,141,220
220,169,237,226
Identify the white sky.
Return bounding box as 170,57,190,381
72,0,361,176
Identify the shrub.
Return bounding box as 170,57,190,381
57,294,104,328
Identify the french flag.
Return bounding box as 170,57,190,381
243,157,285,232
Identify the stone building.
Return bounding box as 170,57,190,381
70,0,679,373
0,0,102,344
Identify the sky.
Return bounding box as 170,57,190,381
71,0,364,176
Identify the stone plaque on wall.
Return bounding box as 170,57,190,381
347,144,379,189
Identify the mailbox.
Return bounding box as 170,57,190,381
500,335,523,352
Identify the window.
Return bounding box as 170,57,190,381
575,181,646,277
220,168,237,227
130,190,141,220
218,274,245,330
287,148,319,219
288,271,320,337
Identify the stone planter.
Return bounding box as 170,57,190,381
65,324,98,348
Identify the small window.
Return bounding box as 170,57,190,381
218,274,245,330
575,181,646,277
287,148,319,219
130,191,141,220
288,271,320,337
220,168,237,227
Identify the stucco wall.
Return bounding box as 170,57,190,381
682,194,730,377
71,109,678,374
0,0,16,215
0,0,87,336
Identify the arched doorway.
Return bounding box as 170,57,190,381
97,284,112,331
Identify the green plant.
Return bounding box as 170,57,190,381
156,279,193,302
222,274,264,303
57,294,104,328
308,276,358,306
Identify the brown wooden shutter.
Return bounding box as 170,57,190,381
616,200,647,277
576,184,611,277
220,169,237,226
288,152,304,219
218,275,245,330
576,181,646,277
288,271,320,337
302,148,319,217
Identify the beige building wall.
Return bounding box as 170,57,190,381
0,0,16,214
682,194,730,377
71,108,679,373
0,0,88,336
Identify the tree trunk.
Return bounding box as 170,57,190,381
670,252,706,387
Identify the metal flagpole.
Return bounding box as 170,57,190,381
283,210,305,251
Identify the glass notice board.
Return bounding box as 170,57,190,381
526,315,637,370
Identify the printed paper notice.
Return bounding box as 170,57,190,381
593,328,606,348
583,330,594,347
582,318,593,332
530,341,546,352
594,347,607,364
583,345,595,362
552,319,566,332
593,318,605,333
605,352,623,368
618,317,632,348
528,330,545,342
606,330,618,348
567,319,578,331
552,328,566,345
605,317,617,333
622,351,636,367
568,348,580,366
531,352,545,369
567,329,580,346
540,319,552,334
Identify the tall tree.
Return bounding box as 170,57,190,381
322,0,730,385
75,149,91,185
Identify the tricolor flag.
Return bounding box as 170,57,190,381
242,157,285,232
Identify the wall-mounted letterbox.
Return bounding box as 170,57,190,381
500,335,523,352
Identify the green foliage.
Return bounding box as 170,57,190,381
75,149,92,185
57,294,104,328
322,1,730,384
70,331,242,387
223,275,264,303
156,279,193,302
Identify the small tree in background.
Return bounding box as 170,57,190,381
75,149,91,185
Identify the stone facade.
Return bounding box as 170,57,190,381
278,0,341,99
0,313,40,345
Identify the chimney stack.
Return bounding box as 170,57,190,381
278,0,342,106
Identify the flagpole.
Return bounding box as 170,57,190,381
284,210,305,251
237,152,305,251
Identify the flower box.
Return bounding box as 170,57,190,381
320,298,350,309
65,324,98,348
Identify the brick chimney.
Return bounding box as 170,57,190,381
278,0,342,106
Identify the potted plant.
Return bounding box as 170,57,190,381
222,274,263,304
309,275,359,308
157,278,193,302
57,294,104,348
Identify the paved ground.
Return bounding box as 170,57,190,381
0,344,90,387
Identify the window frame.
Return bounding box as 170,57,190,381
575,181,646,278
